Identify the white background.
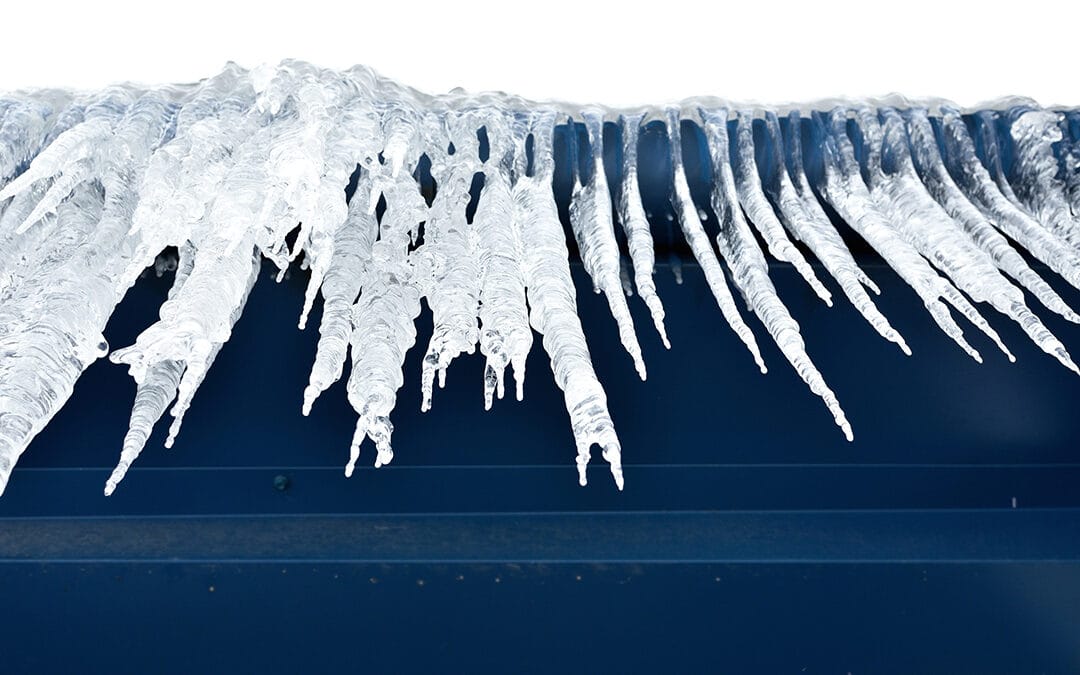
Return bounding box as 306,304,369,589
0,0,1075,107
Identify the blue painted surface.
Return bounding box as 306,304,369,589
2,122,1080,672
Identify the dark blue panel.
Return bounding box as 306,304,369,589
3,561,1080,674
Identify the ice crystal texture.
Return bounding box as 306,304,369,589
1,61,1079,496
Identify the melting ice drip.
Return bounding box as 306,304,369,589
1,61,1079,497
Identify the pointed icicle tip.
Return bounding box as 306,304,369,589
344,447,359,477
302,386,319,416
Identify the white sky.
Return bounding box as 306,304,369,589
1,0,1076,108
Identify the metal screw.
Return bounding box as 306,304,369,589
273,474,290,492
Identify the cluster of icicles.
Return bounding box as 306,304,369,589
1,61,1079,497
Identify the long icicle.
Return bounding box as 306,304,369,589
764,112,910,355
517,111,623,489
811,109,993,363
2,61,1080,498
1004,108,1080,248
417,114,481,411
731,110,832,305
860,107,1077,373
700,107,852,441
105,244,195,495
568,110,647,380
302,170,380,414
938,107,1080,294
343,148,426,475
666,108,767,373
904,107,1079,323
473,112,533,408
616,113,669,348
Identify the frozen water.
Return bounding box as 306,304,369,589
617,114,669,348
937,107,1080,298
0,61,1078,495
699,107,852,441
904,108,1079,323
666,108,767,373
731,111,832,305
856,107,1076,373
568,111,647,380
761,112,910,355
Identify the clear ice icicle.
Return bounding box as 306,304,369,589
417,114,481,411
1005,108,1080,249
731,111,832,305
859,108,1076,373
764,112,910,355
473,113,533,408
904,108,1079,323
0,185,109,496
2,61,1080,497
517,112,623,489
938,108,1080,296
616,114,669,348
700,107,852,441
568,111,647,380
302,171,380,414
812,110,994,363
343,163,426,475
666,108,766,373
110,241,262,450
105,246,196,495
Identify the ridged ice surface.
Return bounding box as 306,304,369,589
700,108,852,441
1,60,1078,496
762,112,910,355
616,114,669,349
857,107,1076,373
568,111,646,380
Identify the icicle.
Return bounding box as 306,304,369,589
1005,108,1080,249
730,111,832,305
104,359,184,495
0,93,69,184
0,179,51,237
859,108,1076,373
904,108,1078,323
764,112,909,354
110,242,262,450
0,116,117,202
297,95,384,330
699,107,852,441
938,107,1080,296
666,108,767,373
616,113,669,348
104,244,198,494
13,159,94,233
0,185,109,496
811,110,993,363
517,111,623,489
5,61,1080,498
568,110,647,380
417,114,481,411
303,172,380,414
972,111,1029,213
1062,111,1080,218
474,113,533,409
343,156,426,475
0,90,180,496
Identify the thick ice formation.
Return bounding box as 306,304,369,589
1,61,1079,496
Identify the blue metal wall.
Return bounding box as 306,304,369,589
2,121,1079,673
